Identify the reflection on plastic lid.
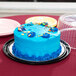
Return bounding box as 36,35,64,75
60,28,76,49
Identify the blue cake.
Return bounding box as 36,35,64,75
12,22,61,61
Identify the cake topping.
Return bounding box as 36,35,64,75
28,34,31,37
21,33,24,35
36,22,41,25
41,22,45,26
45,25,48,27
41,33,50,38
27,31,30,33
17,22,59,38
18,26,26,32
48,27,58,32
18,27,22,31
27,32,36,37
36,22,48,26
38,35,43,37
47,32,50,34
21,26,26,31
23,31,26,33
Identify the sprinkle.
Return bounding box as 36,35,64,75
18,27,22,31
38,23,41,25
47,26,50,28
38,35,43,37
27,31,30,33
21,33,24,35
49,27,58,32
23,31,26,33
43,23,45,26
48,29,51,32
45,22,48,25
45,25,48,27
21,27,26,31
28,34,31,37
27,32,36,37
41,33,50,38
47,32,50,34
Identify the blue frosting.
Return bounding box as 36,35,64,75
50,27,58,32
12,43,61,61
27,32,36,37
42,33,50,38
13,23,61,61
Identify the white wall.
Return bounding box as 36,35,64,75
0,2,76,17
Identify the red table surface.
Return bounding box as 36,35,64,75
0,15,76,76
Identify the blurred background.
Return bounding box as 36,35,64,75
0,0,76,2
0,1,76,17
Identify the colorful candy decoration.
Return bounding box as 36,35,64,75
18,26,26,32
21,33,24,35
41,22,48,26
27,32,36,37
34,22,48,27
38,35,43,37
18,27,22,31
21,26,26,31
17,23,58,38
25,22,48,27
45,25,48,27
48,27,58,32
37,23,41,25
48,29,51,32
23,31,26,33
41,22,45,26
27,31,30,33
41,33,50,38
44,22,48,25
47,32,50,34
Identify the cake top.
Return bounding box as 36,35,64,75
14,22,60,42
